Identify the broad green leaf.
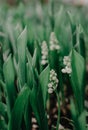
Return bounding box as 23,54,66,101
70,98,80,130
26,49,34,89
30,85,48,130
30,80,48,130
39,65,50,108
32,48,37,68
27,24,35,55
26,48,32,63
17,27,27,88
30,86,40,125
70,49,85,114
32,42,41,73
71,49,85,90
14,23,23,39
3,55,16,115
33,68,39,84
27,24,34,43
26,63,34,89
67,11,76,47
6,23,16,54
8,86,30,130
24,100,32,130
76,25,85,59
70,98,78,120
37,85,48,130
79,34,85,59
78,111,87,130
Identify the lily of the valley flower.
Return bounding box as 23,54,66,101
48,69,59,94
41,41,48,65
61,56,72,74
49,32,60,51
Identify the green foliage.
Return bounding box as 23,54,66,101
8,86,30,130
3,55,17,117
17,27,27,88
39,65,50,108
70,49,86,130
0,1,87,130
70,49,85,114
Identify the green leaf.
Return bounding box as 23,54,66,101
27,24,35,55
8,86,30,130
26,49,34,89
24,100,32,130
26,48,32,64
67,11,76,47
3,55,16,116
70,98,78,120
78,111,87,130
32,48,37,68
32,42,41,73
76,25,85,58
37,85,48,130
30,85,40,125
39,65,50,108
30,85,48,130
70,99,86,130
17,27,27,88
14,23,23,40
70,49,85,114
6,23,16,55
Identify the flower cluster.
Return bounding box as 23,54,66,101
61,56,72,74
49,32,60,51
48,69,59,94
41,41,48,65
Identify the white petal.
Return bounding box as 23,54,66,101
56,79,59,83
32,118,37,123
50,45,55,50
67,62,71,67
48,88,53,94
42,55,46,60
55,45,60,50
41,60,47,65
61,68,67,73
52,76,57,81
65,66,72,74
48,83,52,88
